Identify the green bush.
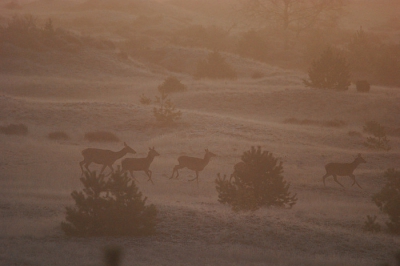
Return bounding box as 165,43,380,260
84,131,120,142
195,51,237,80
372,169,400,235
61,169,157,236
0,123,28,135
215,146,297,211
303,47,351,91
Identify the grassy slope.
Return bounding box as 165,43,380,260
1,1,400,266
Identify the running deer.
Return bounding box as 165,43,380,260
121,147,160,184
322,154,366,188
170,149,217,184
79,142,136,176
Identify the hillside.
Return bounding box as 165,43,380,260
1,0,400,265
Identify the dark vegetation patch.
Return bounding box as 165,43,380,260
62,170,157,237
284,118,347,128
194,51,237,80
84,131,120,142
0,15,115,56
0,123,28,135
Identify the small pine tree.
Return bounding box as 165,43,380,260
158,76,186,94
216,146,297,211
61,169,157,236
362,215,381,233
303,47,351,91
372,169,400,235
153,89,182,124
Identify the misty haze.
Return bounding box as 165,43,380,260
1,0,400,265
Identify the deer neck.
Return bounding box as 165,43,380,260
351,159,362,170
115,147,129,160
147,153,156,163
202,154,212,166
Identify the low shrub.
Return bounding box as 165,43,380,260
61,169,157,236
215,146,297,211
356,80,370,92
139,93,152,105
372,169,400,235
194,51,237,80
84,131,120,142
363,121,390,151
303,47,351,91
48,131,69,140
158,76,186,94
362,215,381,233
0,123,28,135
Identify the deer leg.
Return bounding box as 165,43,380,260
99,164,107,175
170,165,181,179
188,171,199,185
84,162,91,173
79,160,86,175
350,174,362,189
333,175,345,188
145,170,154,185
129,170,139,183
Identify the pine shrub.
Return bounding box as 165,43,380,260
158,76,186,94
61,169,157,236
303,47,351,91
216,146,297,211
195,51,237,80
153,83,182,124
372,169,400,235
362,215,381,233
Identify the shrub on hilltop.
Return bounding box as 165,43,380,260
216,146,297,211
61,169,157,236
303,47,351,91
195,51,237,80
0,14,114,54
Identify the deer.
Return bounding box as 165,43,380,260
170,149,217,184
322,154,366,188
121,147,160,185
79,142,136,176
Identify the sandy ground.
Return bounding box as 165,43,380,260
0,64,400,266
1,1,400,264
